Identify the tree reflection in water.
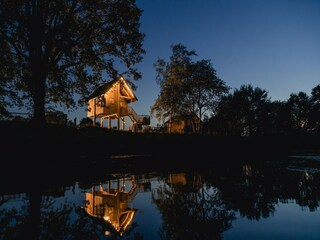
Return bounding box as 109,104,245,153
1,159,320,240
0,189,103,240
152,173,235,240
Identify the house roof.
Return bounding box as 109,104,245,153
88,77,138,102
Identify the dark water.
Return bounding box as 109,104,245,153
1,156,320,240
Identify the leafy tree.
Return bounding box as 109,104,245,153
0,0,145,125
0,56,22,119
309,84,320,133
151,44,195,133
151,44,228,133
184,59,229,132
287,92,311,132
211,84,270,136
0,30,21,119
205,93,240,136
260,100,291,135
0,86,12,119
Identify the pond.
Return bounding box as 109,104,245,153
1,156,320,240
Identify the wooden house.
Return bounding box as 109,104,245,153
167,114,200,134
87,76,150,131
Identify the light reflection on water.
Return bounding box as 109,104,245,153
1,160,320,240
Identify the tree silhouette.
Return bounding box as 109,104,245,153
151,44,228,133
211,84,270,136
0,0,145,125
151,44,196,133
183,60,229,132
308,84,320,133
287,92,311,132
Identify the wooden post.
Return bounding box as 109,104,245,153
121,177,125,191
117,82,120,130
122,117,125,130
92,186,95,215
93,98,96,126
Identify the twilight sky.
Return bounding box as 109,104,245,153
74,0,320,127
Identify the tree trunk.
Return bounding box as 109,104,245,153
31,73,46,127
17,190,42,240
29,6,47,127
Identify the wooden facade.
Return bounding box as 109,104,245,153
167,115,200,134
87,76,149,131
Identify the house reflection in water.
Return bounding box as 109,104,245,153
83,175,145,236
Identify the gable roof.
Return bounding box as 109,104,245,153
88,77,138,102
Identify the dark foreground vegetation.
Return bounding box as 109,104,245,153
2,121,320,165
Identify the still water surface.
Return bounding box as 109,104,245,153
1,158,320,239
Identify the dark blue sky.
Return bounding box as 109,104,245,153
69,0,320,126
